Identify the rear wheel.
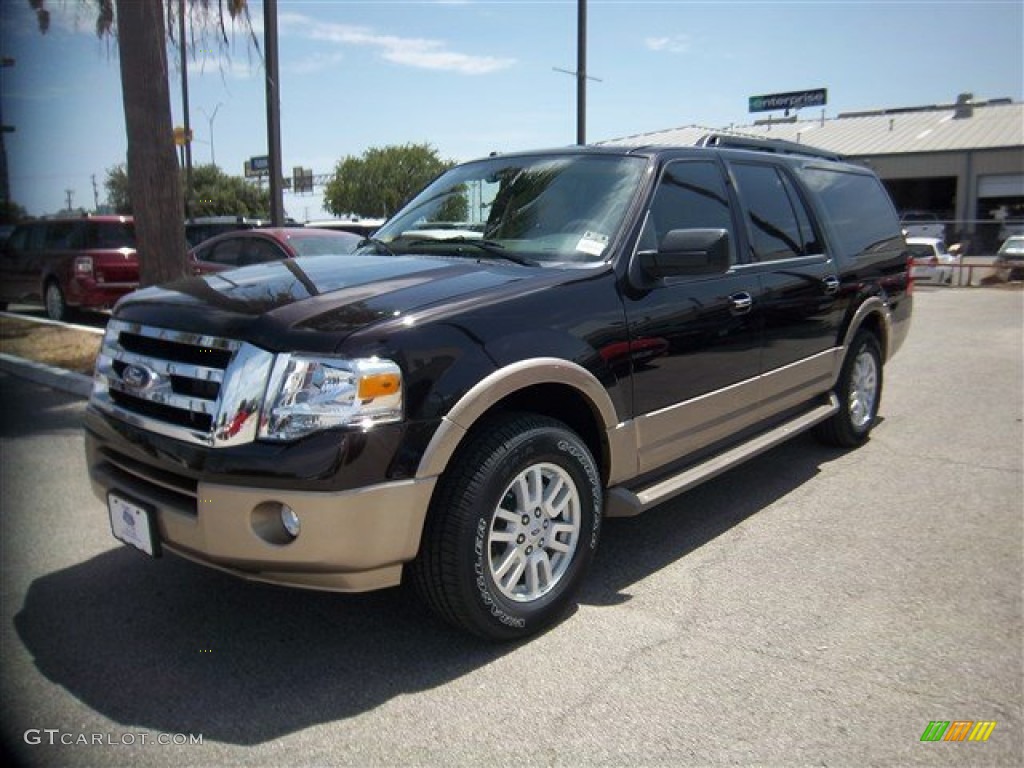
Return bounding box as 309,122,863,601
44,281,68,322
815,330,882,447
411,412,602,640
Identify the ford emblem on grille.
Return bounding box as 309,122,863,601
121,363,160,391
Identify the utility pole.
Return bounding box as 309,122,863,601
0,56,14,208
553,0,600,146
91,174,100,211
178,0,193,218
264,0,285,225
65,188,74,211
576,0,587,145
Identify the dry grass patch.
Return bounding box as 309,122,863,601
0,316,102,375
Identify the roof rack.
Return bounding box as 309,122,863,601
695,133,844,162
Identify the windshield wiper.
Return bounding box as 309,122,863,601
404,237,538,266
358,237,396,256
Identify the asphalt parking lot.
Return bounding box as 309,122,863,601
1,286,1021,767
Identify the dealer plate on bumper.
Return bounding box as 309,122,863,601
108,492,160,557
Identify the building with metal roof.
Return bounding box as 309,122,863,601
602,95,1024,251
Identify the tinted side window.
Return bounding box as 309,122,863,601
27,224,47,251
642,160,735,262
238,239,285,266
5,227,30,252
731,163,813,261
87,222,136,249
800,168,902,258
206,239,242,267
779,171,822,253
43,221,78,249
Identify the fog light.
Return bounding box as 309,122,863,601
280,505,301,538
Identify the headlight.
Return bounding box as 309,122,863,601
259,355,403,441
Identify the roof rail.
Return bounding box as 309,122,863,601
695,133,844,162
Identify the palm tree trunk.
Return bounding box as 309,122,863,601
115,0,187,287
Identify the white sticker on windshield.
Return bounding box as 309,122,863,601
576,231,609,257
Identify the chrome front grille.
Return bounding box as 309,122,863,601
91,319,275,447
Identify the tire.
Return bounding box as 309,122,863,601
44,281,68,322
411,412,602,640
815,330,883,448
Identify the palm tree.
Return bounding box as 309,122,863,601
30,0,252,287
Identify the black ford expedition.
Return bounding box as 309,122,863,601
85,137,912,639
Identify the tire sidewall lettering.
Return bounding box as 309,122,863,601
469,427,601,633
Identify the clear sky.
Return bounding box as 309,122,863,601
2,0,1022,219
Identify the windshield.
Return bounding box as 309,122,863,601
289,235,359,256
367,153,647,266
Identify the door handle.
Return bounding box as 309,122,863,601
823,275,841,295
729,292,753,315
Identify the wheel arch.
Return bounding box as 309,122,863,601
840,296,893,362
415,358,633,488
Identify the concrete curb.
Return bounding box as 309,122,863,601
0,353,93,399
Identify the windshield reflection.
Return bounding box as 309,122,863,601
368,153,647,266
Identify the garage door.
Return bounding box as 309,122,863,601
978,174,1024,198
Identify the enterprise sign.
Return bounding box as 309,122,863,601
749,88,827,113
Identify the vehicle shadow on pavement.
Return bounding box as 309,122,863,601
13,553,499,745
581,433,838,606
11,434,844,747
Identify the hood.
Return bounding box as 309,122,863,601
114,253,540,353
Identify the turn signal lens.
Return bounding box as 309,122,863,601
358,373,401,400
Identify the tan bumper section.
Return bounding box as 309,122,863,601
96,471,437,592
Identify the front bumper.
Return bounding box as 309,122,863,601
86,427,437,592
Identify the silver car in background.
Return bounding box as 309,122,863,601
995,235,1024,280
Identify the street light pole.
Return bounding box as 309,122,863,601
199,102,222,167
264,0,285,226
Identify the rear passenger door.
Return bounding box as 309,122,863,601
726,160,843,413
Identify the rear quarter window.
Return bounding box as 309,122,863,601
86,221,136,249
800,167,902,258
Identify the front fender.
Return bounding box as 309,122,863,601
415,357,635,486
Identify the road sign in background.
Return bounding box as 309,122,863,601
292,167,313,194
245,155,270,178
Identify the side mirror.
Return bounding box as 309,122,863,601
636,228,731,280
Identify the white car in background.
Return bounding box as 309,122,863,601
908,236,958,285
900,211,945,240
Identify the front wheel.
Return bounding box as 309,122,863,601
815,330,883,448
411,412,602,640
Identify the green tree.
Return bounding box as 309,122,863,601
32,0,253,287
105,164,132,214
191,164,270,217
0,199,29,225
324,144,457,219
107,163,269,218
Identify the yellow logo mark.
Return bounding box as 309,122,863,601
968,721,997,742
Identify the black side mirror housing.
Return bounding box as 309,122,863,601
634,228,731,282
